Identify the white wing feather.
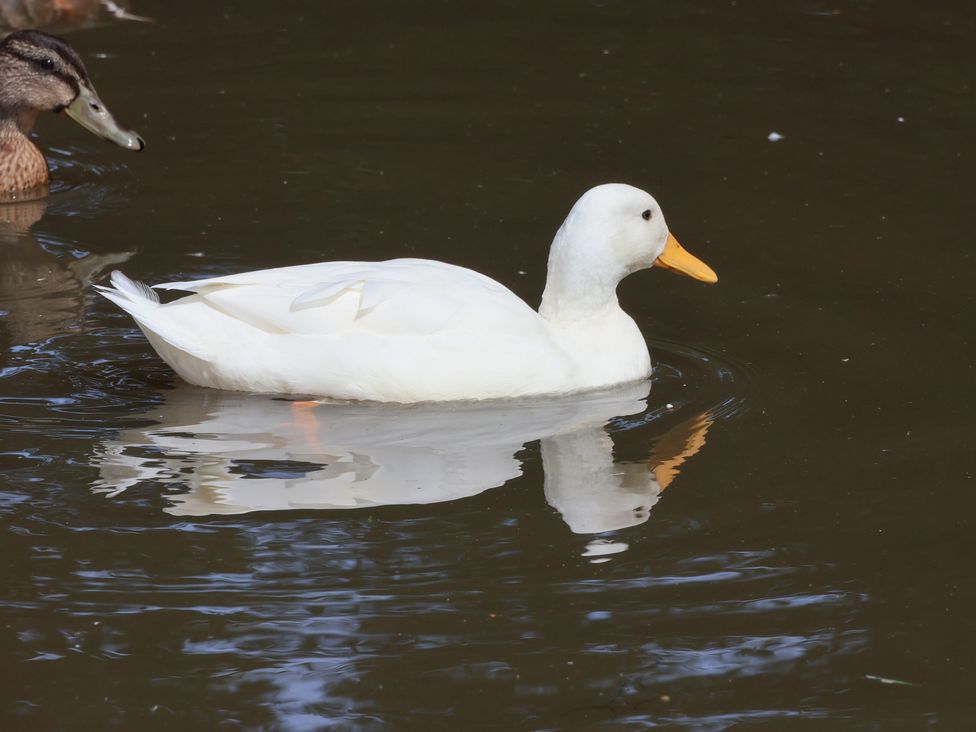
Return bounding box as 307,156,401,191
151,259,537,337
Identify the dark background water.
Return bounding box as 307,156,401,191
1,0,974,728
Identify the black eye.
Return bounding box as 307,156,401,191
40,57,56,71
641,209,652,221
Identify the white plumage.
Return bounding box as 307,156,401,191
98,184,716,402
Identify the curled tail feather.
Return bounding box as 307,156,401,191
96,270,211,362
109,270,159,304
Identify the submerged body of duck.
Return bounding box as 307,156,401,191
99,184,717,402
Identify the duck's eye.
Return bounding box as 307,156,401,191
40,57,56,71
641,209,652,221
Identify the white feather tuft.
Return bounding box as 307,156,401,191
110,270,159,304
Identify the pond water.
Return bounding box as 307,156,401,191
1,1,974,728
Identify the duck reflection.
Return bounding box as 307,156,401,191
0,198,131,347
93,382,712,535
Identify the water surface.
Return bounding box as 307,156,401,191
1,1,974,728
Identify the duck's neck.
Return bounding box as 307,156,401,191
0,109,49,195
538,222,628,325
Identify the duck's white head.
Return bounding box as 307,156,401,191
539,183,717,322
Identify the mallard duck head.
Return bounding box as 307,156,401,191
0,30,143,150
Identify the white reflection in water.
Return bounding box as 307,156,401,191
93,381,711,536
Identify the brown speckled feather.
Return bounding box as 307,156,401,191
0,127,48,194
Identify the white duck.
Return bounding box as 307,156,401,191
98,184,717,402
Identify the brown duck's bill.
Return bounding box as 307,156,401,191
64,86,144,151
653,233,718,283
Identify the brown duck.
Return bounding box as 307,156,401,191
0,1,148,33
0,29,142,197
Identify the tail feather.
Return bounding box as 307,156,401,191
93,270,159,311
109,270,159,304
96,270,211,362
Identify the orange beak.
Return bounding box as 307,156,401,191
653,233,718,284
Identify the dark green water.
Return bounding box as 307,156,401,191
1,1,974,728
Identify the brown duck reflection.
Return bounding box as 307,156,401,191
0,198,130,347
93,382,713,537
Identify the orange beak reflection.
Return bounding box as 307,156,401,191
653,233,718,284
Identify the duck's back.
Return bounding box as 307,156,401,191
157,258,535,336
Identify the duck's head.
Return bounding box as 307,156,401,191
0,30,143,150
558,183,717,285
